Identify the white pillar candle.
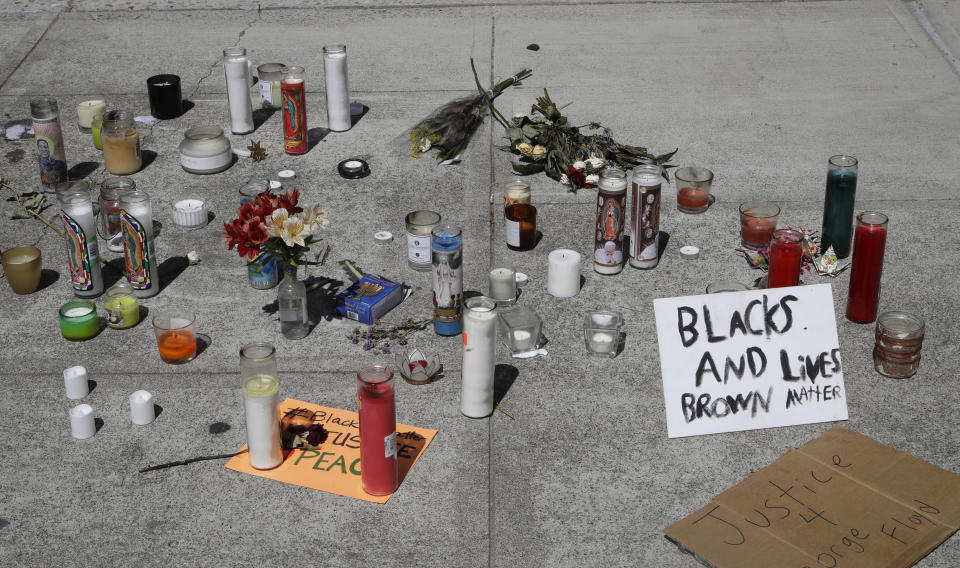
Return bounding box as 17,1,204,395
242,374,283,469
547,249,581,298
171,198,207,229
61,192,105,297
461,297,498,418
69,404,96,439
63,365,89,399
323,44,351,131
129,390,156,425
223,48,254,134
488,267,517,303
118,191,160,298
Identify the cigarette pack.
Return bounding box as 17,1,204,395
335,274,404,324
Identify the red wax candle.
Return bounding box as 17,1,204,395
677,187,709,210
767,228,803,288
281,67,308,155
357,365,398,496
846,212,888,323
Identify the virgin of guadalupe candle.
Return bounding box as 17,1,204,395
821,155,858,259
766,228,803,288
846,211,887,323
357,365,398,495
629,165,663,269
280,66,308,155
547,249,581,298
60,189,104,297
30,98,68,189
241,342,283,469
594,168,627,275
432,224,463,336
323,45,351,132
461,296,497,418
223,47,254,134
119,190,160,298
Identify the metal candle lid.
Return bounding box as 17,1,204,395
338,158,370,179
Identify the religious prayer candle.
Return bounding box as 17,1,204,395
766,228,804,288
59,300,99,341
119,190,160,298
432,224,463,336
101,110,142,175
30,98,68,190
69,404,96,440
461,297,498,418
629,165,663,269
76,99,106,132
60,189,104,297
594,168,627,275
323,45,351,132
488,267,517,305
63,365,90,399
547,249,581,298
846,211,888,323
104,281,139,329
129,390,156,425
171,198,207,229
223,47,254,134
281,66,308,154
821,155,858,259
358,365,398,496
241,343,282,470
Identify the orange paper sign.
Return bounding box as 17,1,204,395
225,398,438,503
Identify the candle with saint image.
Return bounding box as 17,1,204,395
119,190,160,298
358,365,398,496
547,249,581,298
461,297,497,418
846,212,887,323
60,189,104,298
281,66,308,154
223,47,254,134
766,228,803,288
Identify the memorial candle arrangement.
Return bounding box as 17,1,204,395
281,66,308,154
101,110,142,175
766,228,803,288
241,342,283,470
323,44,351,132
821,155,858,258
629,165,663,269
30,97,68,189
60,188,104,297
461,296,497,418
357,365,398,496
594,168,627,275
223,47,254,134
845,211,887,323
119,190,160,298
432,224,463,336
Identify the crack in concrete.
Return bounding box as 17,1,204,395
190,4,263,98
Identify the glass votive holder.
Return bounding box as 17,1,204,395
171,197,208,229
59,300,99,341
488,267,517,306
739,202,780,250
104,281,139,329
498,306,542,354
706,280,751,294
675,166,714,214
2,246,42,294
240,178,270,205
874,311,924,379
584,311,623,357
405,210,441,271
152,311,197,364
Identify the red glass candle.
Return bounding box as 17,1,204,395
281,66,308,155
846,211,888,323
357,365,398,496
767,228,803,288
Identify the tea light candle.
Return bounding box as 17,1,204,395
171,198,207,229
511,329,537,352
59,300,99,341
488,267,517,304
63,365,89,399
129,390,156,425
76,100,106,131
547,249,581,298
587,331,617,353
69,404,96,439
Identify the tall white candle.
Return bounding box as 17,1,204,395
242,374,283,469
69,404,96,439
63,365,89,399
61,192,104,297
119,191,160,298
129,390,156,425
323,44,351,132
488,267,517,303
223,47,254,134
547,249,581,298
461,297,498,418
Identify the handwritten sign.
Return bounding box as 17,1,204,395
665,425,960,568
653,283,848,438
225,398,437,504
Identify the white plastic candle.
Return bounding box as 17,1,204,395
547,249,581,298
242,374,282,469
63,365,89,399
172,198,207,229
488,267,517,303
129,390,156,425
223,48,254,134
461,297,497,418
61,192,105,297
323,44,351,131
69,404,96,439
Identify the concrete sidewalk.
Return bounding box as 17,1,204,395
0,1,958,566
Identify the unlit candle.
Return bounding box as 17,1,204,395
63,365,89,399
172,198,207,228
323,45,351,131
70,404,96,439
129,390,156,425
547,249,581,298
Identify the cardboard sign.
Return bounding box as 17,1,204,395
653,283,848,438
665,425,960,568
225,398,437,504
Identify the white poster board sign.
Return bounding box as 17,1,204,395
653,283,848,438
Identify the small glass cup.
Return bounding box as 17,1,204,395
152,311,197,364
739,202,780,249
240,178,270,205
498,306,542,354
675,166,714,214
59,300,99,341
584,311,623,357
2,246,42,294
874,311,924,379
488,267,517,306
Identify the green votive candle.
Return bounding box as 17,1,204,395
59,300,99,341
92,115,103,151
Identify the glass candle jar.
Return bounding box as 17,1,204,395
91,114,103,150
118,190,160,298
739,202,780,250
675,166,714,214
248,252,280,290
461,296,498,418
101,110,142,175
223,47,254,134
488,266,517,305
1,246,42,295
281,65,308,154
706,280,750,294
767,228,803,288
104,280,139,329
256,63,285,109
60,187,105,298
357,365,398,496
498,305,542,354
432,224,463,336
405,210,441,271
846,211,888,323
505,203,537,251
59,300,99,340
76,99,106,132
99,177,135,252
629,164,664,269
171,197,208,229
146,74,182,119
179,126,232,174
323,44,351,132
152,311,197,364
241,342,283,469
31,97,69,189
873,311,924,379
240,178,270,205
821,155,858,259
584,311,623,357
503,179,531,207
594,168,627,274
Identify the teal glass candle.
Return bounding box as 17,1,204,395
820,155,858,259
59,300,99,341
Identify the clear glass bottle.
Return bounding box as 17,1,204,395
241,342,283,469
278,264,309,340
178,126,232,174
101,110,142,175
821,155,858,259
99,177,135,252
30,97,69,190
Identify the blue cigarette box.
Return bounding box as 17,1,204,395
335,274,404,324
